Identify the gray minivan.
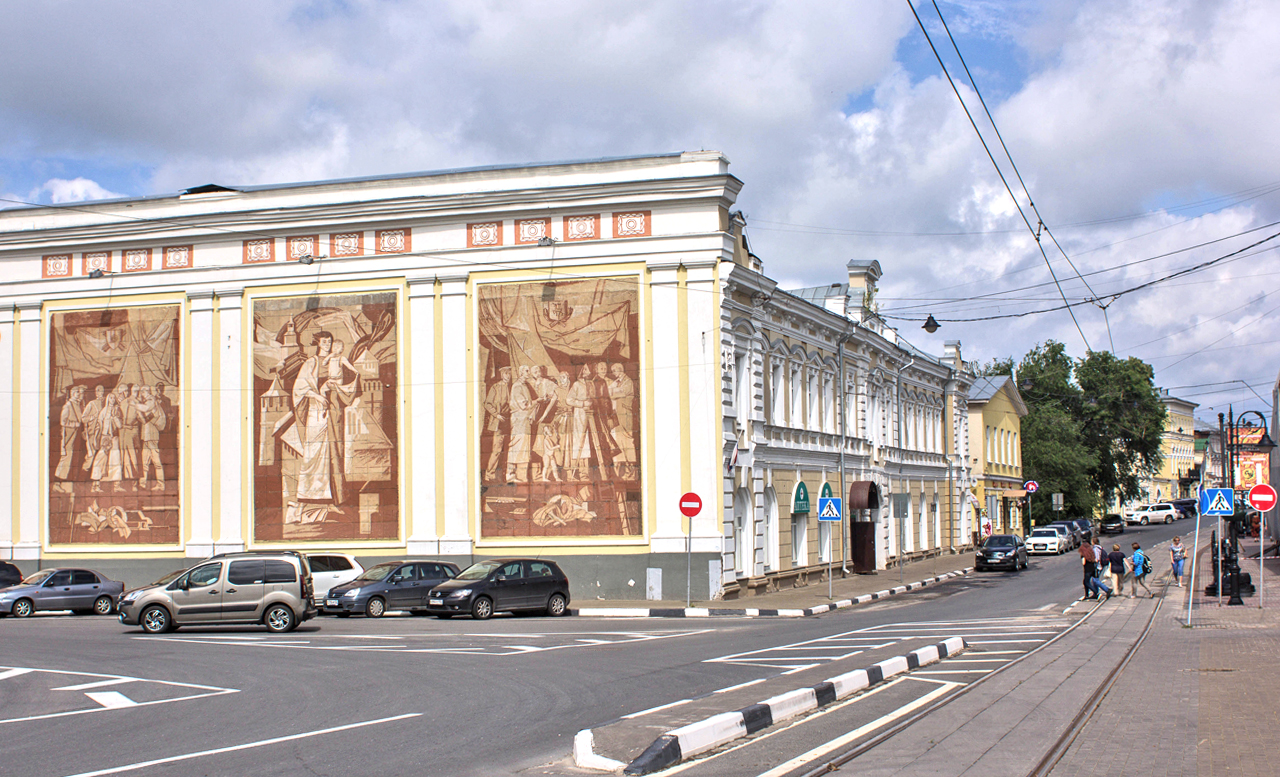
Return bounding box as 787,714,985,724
117,551,316,634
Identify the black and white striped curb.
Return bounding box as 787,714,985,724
570,569,973,619
573,637,968,774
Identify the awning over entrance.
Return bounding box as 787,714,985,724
848,481,881,510
1002,489,1027,498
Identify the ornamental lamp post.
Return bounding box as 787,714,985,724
1225,410,1276,605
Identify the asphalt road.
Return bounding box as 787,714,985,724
0,520,1188,777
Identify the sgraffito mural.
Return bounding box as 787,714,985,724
478,278,642,538
253,292,399,541
48,305,181,545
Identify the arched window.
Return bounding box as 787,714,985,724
734,488,753,576
764,487,779,572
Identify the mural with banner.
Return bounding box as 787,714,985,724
1232,426,1271,488
48,305,181,545
477,278,642,538
252,291,399,542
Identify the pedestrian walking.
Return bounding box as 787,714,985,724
1170,536,1187,587
1130,542,1153,598
1078,540,1098,599
1107,543,1127,595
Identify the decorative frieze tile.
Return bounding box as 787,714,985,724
163,245,192,269
330,231,363,257
614,211,651,238
515,218,549,244
82,251,111,276
468,221,503,248
43,254,73,278
563,214,599,241
287,235,320,262
242,238,275,264
375,228,410,254
122,248,152,272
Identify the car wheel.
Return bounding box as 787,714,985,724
140,605,172,634
11,598,34,618
263,604,295,633
471,596,493,620
93,596,114,615
546,593,568,617
1165,515,1173,524
365,597,386,618
1141,517,1149,525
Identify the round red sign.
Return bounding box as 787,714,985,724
1247,483,1277,512
1024,480,1039,493
679,492,703,518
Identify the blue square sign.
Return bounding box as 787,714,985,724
1200,488,1234,516
817,497,842,522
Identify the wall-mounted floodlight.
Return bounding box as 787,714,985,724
88,269,105,279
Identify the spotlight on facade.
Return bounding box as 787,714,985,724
537,236,556,246
88,269,105,279
922,314,940,334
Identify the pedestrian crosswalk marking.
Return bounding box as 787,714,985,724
1207,491,1233,514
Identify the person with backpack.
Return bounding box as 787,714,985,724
1130,542,1153,598
1078,540,1099,599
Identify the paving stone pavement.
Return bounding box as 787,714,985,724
1051,537,1280,777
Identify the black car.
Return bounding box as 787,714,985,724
425,558,570,620
0,560,22,589
1071,518,1095,542
1099,514,1125,534
974,534,1028,572
324,560,460,618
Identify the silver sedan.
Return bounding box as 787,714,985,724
0,568,125,617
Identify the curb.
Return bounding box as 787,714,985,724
569,569,973,618
574,637,968,774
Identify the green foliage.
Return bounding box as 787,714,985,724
973,357,1015,377
1011,341,1164,517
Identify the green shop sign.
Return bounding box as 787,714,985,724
820,482,833,499
793,481,811,513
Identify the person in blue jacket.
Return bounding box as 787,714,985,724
1129,542,1152,598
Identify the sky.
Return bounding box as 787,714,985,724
2,0,1277,424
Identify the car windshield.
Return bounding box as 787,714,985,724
153,569,188,586
22,570,54,585
354,564,396,582
455,560,505,581
1030,530,1057,538
985,537,1016,548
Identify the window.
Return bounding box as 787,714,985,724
47,571,73,586
770,360,785,424
735,352,749,427
792,515,807,566
529,561,555,578
391,565,417,582
823,374,835,433
263,560,297,584
308,556,332,573
326,556,352,572
497,562,523,580
807,370,819,430
228,560,264,585
71,571,98,585
790,365,803,427
187,563,222,588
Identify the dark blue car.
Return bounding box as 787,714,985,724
323,560,459,618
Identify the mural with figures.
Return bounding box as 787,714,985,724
48,305,181,545
253,292,399,542
478,278,642,538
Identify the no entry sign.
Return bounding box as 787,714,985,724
1247,483,1277,512
679,492,703,517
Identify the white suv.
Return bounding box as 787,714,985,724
306,553,364,605
1129,503,1178,525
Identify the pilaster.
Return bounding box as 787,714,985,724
187,291,215,557
214,289,245,554
406,276,439,554
14,301,43,558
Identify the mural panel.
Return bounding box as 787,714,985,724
48,305,181,545
253,292,399,541
478,278,642,538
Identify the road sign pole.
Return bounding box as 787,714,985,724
679,493,702,609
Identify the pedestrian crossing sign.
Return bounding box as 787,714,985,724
1200,488,1234,516
818,497,842,521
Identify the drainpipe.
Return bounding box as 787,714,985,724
837,325,857,575
893,355,915,568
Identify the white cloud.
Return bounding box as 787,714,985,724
35,178,127,204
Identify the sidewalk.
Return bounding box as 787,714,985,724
571,551,978,617
1050,536,1280,777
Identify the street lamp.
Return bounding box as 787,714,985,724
1221,409,1277,605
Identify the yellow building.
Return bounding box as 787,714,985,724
1139,392,1197,503
966,376,1028,536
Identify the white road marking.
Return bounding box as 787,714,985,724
623,698,694,719
0,668,34,681
913,669,994,675
85,692,137,709
58,713,421,777
752,681,961,777
52,678,135,691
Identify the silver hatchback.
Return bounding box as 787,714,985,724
117,552,316,634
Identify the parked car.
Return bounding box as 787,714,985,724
1129,503,1178,525
1071,518,1096,542
1099,514,1126,534
117,551,316,634
323,560,460,618
0,568,125,618
1171,499,1198,520
975,535,1028,572
1027,528,1067,555
306,553,365,607
1047,521,1082,548
425,558,571,620
0,560,22,588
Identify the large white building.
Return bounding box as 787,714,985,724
0,152,974,599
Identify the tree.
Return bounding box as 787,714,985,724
973,357,1014,377
1015,341,1097,520
1075,351,1166,506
